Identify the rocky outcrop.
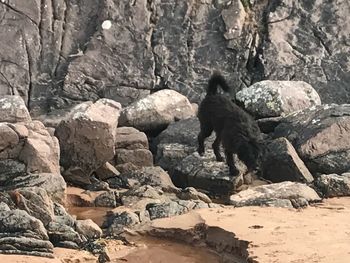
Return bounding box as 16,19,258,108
119,89,195,132
229,182,321,208
274,104,350,175
55,99,121,185
0,205,54,258
236,81,321,117
262,137,314,183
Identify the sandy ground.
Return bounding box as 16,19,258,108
152,197,350,263
2,197,350,263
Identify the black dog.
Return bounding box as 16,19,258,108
197,72,263,176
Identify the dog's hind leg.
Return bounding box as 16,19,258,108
225,149,239,176
212,132,224,161
237,142,260,172
197,123,213,156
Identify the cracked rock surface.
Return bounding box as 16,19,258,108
6,0,349,115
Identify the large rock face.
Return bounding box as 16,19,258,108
0,206,53,258
260,0,350,105
55,99,121,184
0,1,349,115
274,104,350,175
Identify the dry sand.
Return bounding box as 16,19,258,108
152,197,350,262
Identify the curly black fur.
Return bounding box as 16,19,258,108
197,72,263,176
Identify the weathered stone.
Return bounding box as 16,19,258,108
177,187,212,204
229,182,321,208
10,187,55,227
53,203,75,227
123,166,176,192
262,138,314,183
19,121,60,174
236,81,321,117
102,85,151,108
314,173,350,198
106,210,140,236
274,104,350,175
146,201,189,220
95,162,120,181
47,222,84,249
0,96,31,123
120,185,171,211
0,172,66,205
119,89,195,131
94,191,119,208
154,117,215,174
115,127,149,150
0,209,53,257
173,151,245,196
76,219,103,240
156,143,194,174
55,99,121,183
115,149,153,167
155,117,201,149
105,175,130,190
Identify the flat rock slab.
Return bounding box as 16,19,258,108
229,181,321,208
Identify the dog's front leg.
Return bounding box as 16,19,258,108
197,132,206,156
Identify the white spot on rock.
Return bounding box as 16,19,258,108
102,20,112,30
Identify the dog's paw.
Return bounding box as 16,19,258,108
197,148,205,156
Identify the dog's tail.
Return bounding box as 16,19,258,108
207,72,231,95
